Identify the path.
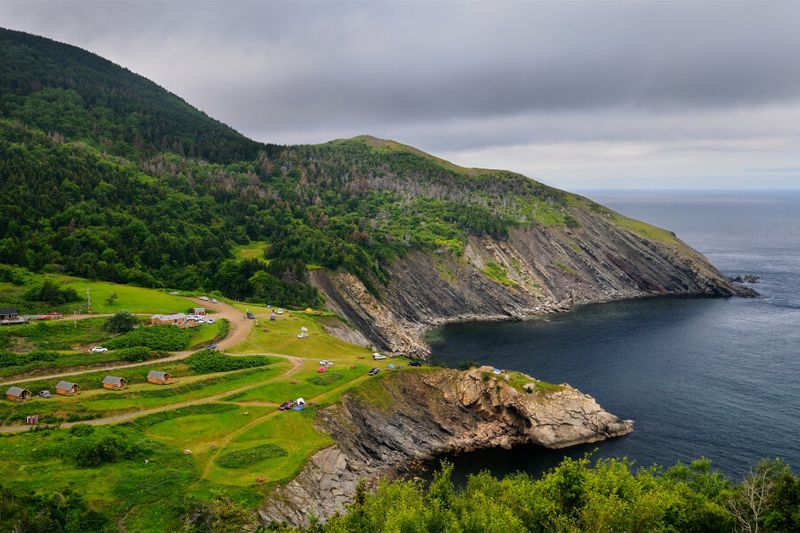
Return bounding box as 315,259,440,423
0,298,254,387
0,354,303,433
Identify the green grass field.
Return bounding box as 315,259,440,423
0,275,424,530
228,304,372,360
0,267,195,315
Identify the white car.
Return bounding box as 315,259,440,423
91,346,108,353
277,308,284,315
211,298,218,303
199,296,210,301
319,360,334,367
372,353,387,360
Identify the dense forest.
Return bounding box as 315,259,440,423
2,455,798,532
0,27,581,307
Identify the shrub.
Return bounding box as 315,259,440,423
104,311,138,333
104,325,192,351
72,431,147,467
185,350,271,373
24,280,80,305
216,443,287,469
114,346,161,362
0,349,58,367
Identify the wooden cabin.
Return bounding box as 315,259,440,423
102,376,128,390
147,370,171,385
6,386,31,402
55,381,80,396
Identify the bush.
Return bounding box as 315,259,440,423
114,346,161,362
185,350,271,373
104,325,192,351
104,311,138,333
0,349,58,367
24,280,80,305
72,431,147,467
216,443,287,469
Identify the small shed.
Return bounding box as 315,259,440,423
102,376,128,390
0,308,18,321
6,386,31,402
192,307,206,316
55,381,80,396
147,370,171,385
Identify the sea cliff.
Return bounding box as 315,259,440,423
312,207,753,356
260,366,633,527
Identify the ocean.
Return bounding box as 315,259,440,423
427,191,800,483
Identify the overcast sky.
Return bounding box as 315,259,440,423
2,1,800,190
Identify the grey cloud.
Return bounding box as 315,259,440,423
1,1,800,188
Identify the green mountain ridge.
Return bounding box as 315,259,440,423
0,26,596,304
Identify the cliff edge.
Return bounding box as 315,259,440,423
260,366,632,527
312,203,754,356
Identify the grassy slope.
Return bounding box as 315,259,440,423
0,267,195,315
0,292,417,529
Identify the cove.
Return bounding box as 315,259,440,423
427,192,800,481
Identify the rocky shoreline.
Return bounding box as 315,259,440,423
259,366,633,527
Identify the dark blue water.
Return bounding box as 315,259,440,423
428,192,800,482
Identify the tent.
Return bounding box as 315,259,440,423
387,363,395,369
295,398,306,406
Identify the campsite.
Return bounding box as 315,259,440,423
0,268,415,530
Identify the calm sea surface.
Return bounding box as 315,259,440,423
428,192,800,482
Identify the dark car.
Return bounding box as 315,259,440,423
368,367,380,376
279,401,295,411
408,361,422,367
206,343,218,350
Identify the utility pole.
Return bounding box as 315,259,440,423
86,288,91,313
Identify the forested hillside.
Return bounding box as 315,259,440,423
0,28,587,306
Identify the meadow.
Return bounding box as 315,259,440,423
0,273,414,530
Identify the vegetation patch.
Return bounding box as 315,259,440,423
482,262,514,286
104,325,193,351
307,372,344,386
185,350,272,373
134,403,237,428
114,346,163,362
216,443,288,469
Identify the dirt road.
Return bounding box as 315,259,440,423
0,354,303,434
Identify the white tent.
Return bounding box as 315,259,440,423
295,398,306,406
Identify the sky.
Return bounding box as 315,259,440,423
2,1,800,190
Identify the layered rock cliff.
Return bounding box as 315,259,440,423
260,366,633,527
312,203,752,355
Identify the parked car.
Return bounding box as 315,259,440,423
279,401,295,411
319,360,333,367
38,390,52,398
211,298,218,303
368,367,380,376
90,346,108,353
245,312,255,319
408,361,422,367
277,308,284,315
372,353,387,360
206,343,218,350
199,296,210,301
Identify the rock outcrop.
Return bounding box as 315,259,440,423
260,367,633,527
311,207,755,356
